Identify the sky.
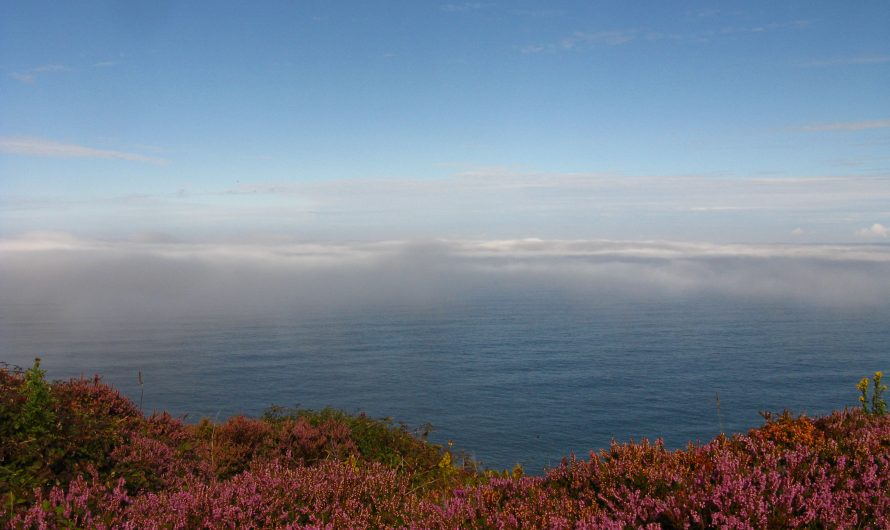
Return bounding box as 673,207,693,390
1,0,889,244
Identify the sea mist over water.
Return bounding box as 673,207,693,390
2,233,890,318
2,233,890,471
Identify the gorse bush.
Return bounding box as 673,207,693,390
858,370,888,416
2,362,890,528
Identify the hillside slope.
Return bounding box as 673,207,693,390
2,360,889,529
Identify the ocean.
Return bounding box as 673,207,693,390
2,291,887,472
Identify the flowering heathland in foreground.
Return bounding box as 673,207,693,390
2,360,890,529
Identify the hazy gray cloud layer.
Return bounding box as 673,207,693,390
5,169,888,243
2,234,889,324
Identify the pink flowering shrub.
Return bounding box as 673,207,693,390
541,411,890,529
6,471,130,530
192,414,361,479
194,414,277,478
1,361,143,504
3,360,890,529
123,460,431,529
274,416,358,464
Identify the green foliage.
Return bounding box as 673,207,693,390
857,371,887,416
0,362,145,506
16,358,56,437
0,359,59,501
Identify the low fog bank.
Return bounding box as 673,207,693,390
2,233,889,322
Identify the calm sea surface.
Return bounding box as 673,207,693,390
2,293,888,472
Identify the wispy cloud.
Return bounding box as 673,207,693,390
524,19,809,54
10,73,35,83
520,44,548,54
688,206,761,212
561,30,638,49
510,8,564,18
9,64,69,84
799,55,890,67
522,30,640,54
440,2,490,13
800,120,890,132
690,8,722,18
0,137,169,165
699,19,810,39
10,60,122,82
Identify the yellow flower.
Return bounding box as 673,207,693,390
347,453,359,472
857,378,869,392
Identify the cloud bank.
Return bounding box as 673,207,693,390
1,234,888,324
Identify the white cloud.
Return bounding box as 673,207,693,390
0,137,169,165
791,227,804,236
856,223,889,238
9,64,69,84
800,119,890,132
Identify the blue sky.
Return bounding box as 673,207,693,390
1,1,889,242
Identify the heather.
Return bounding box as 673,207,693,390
2,361,890,529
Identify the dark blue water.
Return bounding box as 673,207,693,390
1,293,887,472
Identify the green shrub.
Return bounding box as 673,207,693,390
16,359,56,437
1,359,60,505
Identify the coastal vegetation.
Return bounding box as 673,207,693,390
2,360,889,529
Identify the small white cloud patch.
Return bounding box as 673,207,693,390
856,223,889,238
